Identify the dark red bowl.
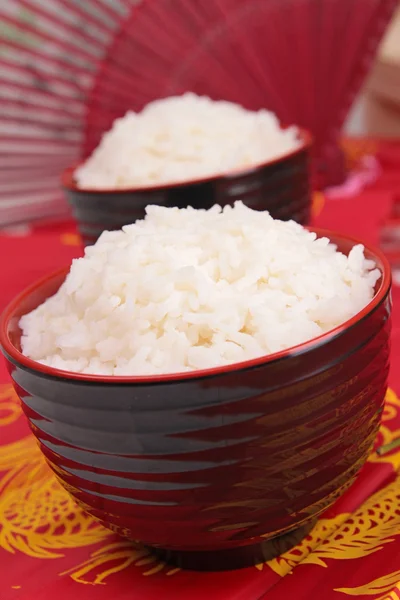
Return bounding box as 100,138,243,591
63,129,312,246
0,229,391,570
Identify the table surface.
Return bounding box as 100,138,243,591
1,139,400,600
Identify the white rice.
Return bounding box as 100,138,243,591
75,93,300,190
20,202,380,376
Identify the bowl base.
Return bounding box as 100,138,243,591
149,521,315,571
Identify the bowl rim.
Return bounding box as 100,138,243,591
62,127,312,195
0,228,392,384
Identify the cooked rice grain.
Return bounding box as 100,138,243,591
20,202,380,375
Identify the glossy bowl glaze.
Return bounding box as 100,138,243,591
63,129,312,246
0,230,392,570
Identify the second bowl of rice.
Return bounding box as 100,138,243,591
63,94,312,246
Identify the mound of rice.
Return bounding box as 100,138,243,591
20,202,380,376
75,93,300,190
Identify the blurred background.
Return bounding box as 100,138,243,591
346,3,400,136
1,0,399,229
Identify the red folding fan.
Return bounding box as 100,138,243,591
0,0,397,225
0,0,127,225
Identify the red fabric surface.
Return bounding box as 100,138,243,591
1,140,400,600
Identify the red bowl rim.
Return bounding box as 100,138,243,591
0,228,391,384
62,127,312,195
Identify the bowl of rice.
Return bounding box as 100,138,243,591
0,203,391,571
63,93,312,246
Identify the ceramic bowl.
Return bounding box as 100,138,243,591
0,229,391,570
62,129,312,246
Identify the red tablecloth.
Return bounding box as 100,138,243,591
1,140,400,600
